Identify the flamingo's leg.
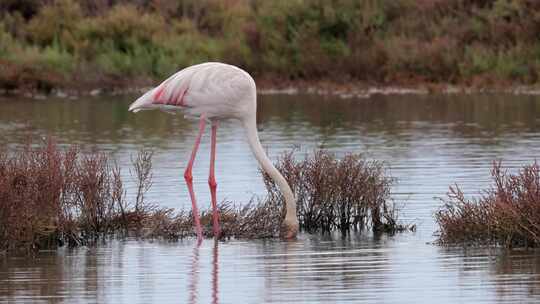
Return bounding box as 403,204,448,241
185,116,206,243
209,120,220,237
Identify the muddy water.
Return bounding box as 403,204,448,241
1,93,540,303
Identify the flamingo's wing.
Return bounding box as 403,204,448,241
129,62,255,119
128,65,201,112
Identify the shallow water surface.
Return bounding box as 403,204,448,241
1,93,540,303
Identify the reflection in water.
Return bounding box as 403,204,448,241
212,240,219,304
189,243,200,304
188,240,219,304
1,93,540,303
1,236,540,303
258,236,390,303
436,246,540,303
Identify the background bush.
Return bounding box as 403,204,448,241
2,0,540,92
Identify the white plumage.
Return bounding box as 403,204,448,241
128,62,299,242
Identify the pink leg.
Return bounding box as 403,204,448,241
185,117,206,243
209,121,220,238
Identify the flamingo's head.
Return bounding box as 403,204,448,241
280,218,299,239
128,88,157,113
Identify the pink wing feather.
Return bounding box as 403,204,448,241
128,65,199,112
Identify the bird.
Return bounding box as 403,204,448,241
128,62,299,242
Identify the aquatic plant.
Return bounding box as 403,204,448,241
0,139,408,254
436,161,540,248
0,139,126,251
263,150,409,234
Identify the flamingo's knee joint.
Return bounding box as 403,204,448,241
208,178,217,188
184,170,193,182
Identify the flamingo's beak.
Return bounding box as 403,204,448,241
128,97,145,112
128,90,155,113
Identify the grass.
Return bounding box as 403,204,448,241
0,139,407,254
436,161,540,248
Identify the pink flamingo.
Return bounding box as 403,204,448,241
128,62,299,241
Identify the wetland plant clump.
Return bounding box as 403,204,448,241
0,138,170,252
0,140,408,254
436,162,540,248
263,150,410,234
0,139,283,253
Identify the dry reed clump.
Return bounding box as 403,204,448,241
140,200,283,241
263,150,410,234
0,138,284,254
0,138,153,252
0,140,409,254
436,162,540,248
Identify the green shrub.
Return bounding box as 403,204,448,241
26,0,83,51
5,41,73,75
460,44,533,82
460,45,497,78
0,24,15,56
494,46,531,81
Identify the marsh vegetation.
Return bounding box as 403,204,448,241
0,139,406,253
264,150,408,234
436,162,540,248
1,0,539,93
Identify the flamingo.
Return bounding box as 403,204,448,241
128,62,299,241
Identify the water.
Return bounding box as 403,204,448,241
1,93,540,303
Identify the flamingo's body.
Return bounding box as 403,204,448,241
129,62,299,241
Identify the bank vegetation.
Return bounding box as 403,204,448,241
1,0,540,94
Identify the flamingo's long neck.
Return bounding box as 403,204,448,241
242,116,298,237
